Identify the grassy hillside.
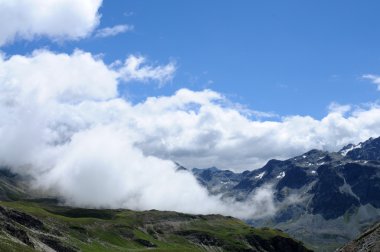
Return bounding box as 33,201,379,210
0,200,312,252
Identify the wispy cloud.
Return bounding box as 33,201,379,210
123,11,134,17
95,24,134,38
362,74,380,90
118,55,176,85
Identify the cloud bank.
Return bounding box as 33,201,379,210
0,49,274,219
1,49,380,219
0,0,102,45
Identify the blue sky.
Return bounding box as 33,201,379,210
3,0,380,119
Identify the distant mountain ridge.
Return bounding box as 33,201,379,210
191,136,380,251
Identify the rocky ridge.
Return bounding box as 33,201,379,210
336,221,380,252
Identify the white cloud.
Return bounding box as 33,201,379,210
0,0,102,46
328,102,351,114
2,49,380,219
363,74,380,90
131,90,380,170
0,49,272,219
95,24,134,38
0,50,118,104
118,55,176,84
33,126,275,218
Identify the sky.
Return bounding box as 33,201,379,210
1,0,380,215
3,0,380,119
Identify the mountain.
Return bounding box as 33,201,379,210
192,136,380,251
0,169,311,252
337,221,380,252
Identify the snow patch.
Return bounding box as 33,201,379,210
276,171,285,179
255,172,265,179
340,143,362,156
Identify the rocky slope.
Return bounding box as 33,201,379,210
0,168,30,201
192,136,380,251
336,221,380,252
0,200,311,252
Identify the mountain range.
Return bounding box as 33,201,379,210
191,136,380,251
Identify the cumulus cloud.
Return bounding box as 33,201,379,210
132,91,380,170
95,24,134,38
0,50,118,104
0,0,102,46
118,55,176,84
1,49,380,219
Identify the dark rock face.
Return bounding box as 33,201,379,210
246,234,312,252
346,137,380,161
269,236,313,252
310,189,359,220
309,165,360,219
133,238,157,247
39,235,78,252
192,167,245,195
0,206,78,251
342,163,380,208
276,165,311,190
0,206,44,231
233,177,256,191
3,223,33,247
220,159,285,192
196,168,216,182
